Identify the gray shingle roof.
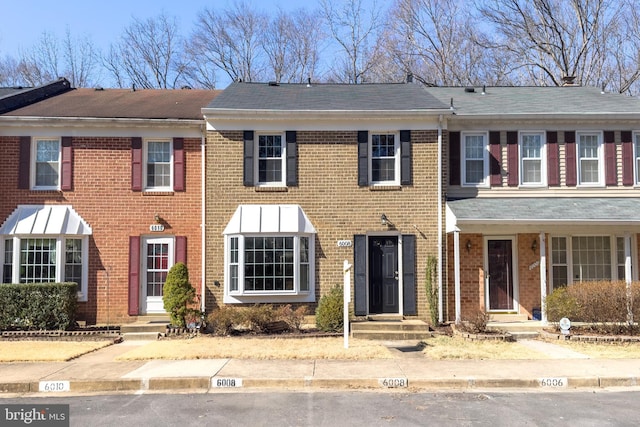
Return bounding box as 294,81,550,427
206,82,449,111
426,86,640,116
448,197,640,223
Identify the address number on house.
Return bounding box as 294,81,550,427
39,380,70,392
212,378,243,388
378,378,408,388
539,377,567,388
337,240,352,247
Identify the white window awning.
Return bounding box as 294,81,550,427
223,204,316,234
0,205,92,235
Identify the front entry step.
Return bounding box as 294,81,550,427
121,315,170,340
351,319,431,340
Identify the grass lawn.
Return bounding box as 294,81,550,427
0,341,113,362
421,335,550,360
556,340,640,358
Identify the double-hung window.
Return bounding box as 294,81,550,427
370,133,399,185
1,236,89,300
461,132,488,186
145,139,173,190
223,205,315,303
520,132,546,186
33,138,60,189
577,132,603,186
257,134,285,185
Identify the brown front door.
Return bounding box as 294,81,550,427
487,239,515,311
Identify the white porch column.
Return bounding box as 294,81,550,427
539,232,548,325
625,233,633,325
454,230,461,324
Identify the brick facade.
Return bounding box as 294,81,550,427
205,129,443,320
0,135,202,324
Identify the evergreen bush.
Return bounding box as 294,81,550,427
162,262,197,328
315,284,344,332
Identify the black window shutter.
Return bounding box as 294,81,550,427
402,234,417,315
18,136,31,189
357,131,368,186
449,131,461,185
400,130,412,185
243,131,254,186
286,131,297,186
354,234,367,316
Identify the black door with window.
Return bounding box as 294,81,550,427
368,236,399,313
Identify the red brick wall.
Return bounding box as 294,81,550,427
0,135,202,324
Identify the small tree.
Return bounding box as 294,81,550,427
163,262,197,327
425,255,438,326
316,284,344,332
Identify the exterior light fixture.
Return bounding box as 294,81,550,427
154,213,161,223
466,240,472,252
531,239,538,253
380,213,389,226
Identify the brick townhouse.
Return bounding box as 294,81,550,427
0,83,219,324
428,85,640,323
201,82,452,320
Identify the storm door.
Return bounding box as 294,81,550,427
486,239,515,311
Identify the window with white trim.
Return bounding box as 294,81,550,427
225,234,314,299
577,132,603,186
145,139,173,190
461,132,488,186
256,134,285,185
550,235,632,289
33,138,60,189
634,133,640,185
520,132,546,186
370,133,399,185
0,236,89,300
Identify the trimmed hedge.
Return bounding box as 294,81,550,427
0,282,78,330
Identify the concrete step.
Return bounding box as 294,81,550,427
351,330,432,340
122,332,164,340
508,331,540,341
489,313,529,322
487,321,545,333
120,323,168,333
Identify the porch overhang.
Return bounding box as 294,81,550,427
446,197,640,234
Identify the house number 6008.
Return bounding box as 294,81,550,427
337,240,352,247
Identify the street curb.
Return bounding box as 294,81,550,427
3,376,640,394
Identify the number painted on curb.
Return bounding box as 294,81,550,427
212,378,243,388
39,381,70,392
539,377,567,388
379,378,408,388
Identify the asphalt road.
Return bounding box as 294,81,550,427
2,390,639,426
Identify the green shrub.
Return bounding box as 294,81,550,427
0,283,77,330
207,306,242,336
544,286,581,323
316,285,344,332
425,255,438,326
163,263,197,328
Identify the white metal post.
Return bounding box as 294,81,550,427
343,260,352,349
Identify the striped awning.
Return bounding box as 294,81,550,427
223,204,316,234
0,205,92,235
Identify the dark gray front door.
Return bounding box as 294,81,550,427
369,236,399,313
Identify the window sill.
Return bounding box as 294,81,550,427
255,186,288,193
143,191,175,196
29,189,62,194
368,185,402,191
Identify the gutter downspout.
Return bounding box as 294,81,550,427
200,124,206,314
437,115,444,323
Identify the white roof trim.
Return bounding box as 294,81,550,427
0,205,92,235
223,205,316,235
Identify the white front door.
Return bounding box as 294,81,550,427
141,237,174,314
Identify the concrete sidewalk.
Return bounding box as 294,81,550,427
2,339,640,395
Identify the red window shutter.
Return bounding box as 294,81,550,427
61,136,73,191
565,131,577,187
622,131,633,186
18,136,31,189
175,236,187,264
547,131,560,186
489,131,501,186
173,138,185,191
507,131,518,187
604,131,617,186
131,137,143,191
128,236,141,316
449,131,460,185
